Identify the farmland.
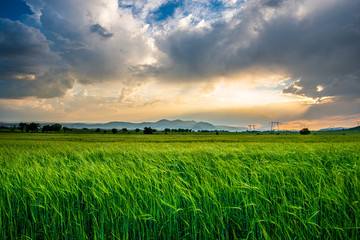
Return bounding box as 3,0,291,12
0,133,359,239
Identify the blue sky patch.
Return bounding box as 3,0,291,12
0,0,33,21
151,0,184,22
209,0,225,11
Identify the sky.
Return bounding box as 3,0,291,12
0,0,359,130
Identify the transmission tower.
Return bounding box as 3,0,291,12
248,124,256,131
270,121,280,131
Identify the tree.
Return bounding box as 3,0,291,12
143,127,154,134
112,128,117,134
300,128,311,135
52,123,62,132
135,128,140,133
122,128,128,133
26,122,40,133
164,128,170,133
19,122,28,133
42,125,50,132
95,128,101,133
42,123,62,132
103,130,107,134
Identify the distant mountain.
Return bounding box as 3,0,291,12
318,127,348,131
63,119,246,132
193,122,216,130
348,126,360,131
2,119,247,132
0,122,17,128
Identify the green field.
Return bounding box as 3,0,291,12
0,133,359,239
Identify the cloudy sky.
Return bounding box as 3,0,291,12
0,0,359,129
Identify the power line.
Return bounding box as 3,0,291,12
270,121,280,131
248,124,256,131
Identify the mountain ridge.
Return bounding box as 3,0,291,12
65,119,247,131
0,119,247,132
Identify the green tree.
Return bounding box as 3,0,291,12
112,128,118,134
19,122,28,133
26,122,40,133
42,124,62,132
143,127,153,134
52,124,62,132
300,128,311,135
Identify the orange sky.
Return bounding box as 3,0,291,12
0,0,359,130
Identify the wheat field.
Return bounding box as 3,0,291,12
0,133,359,239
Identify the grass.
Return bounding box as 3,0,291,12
0,133,359,239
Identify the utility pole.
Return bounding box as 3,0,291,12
248,124,256,131
270,121,280,131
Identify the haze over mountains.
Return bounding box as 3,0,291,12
63,119,248,131
1,119,358,131
0,119,247,132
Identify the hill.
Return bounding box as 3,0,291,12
348,126,360,131
318,127,348,131
2,119,247,132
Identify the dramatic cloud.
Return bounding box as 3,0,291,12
154,0,360,100
0,0,359,128
89,24,114,38
36,0,152,85
0,19,73,98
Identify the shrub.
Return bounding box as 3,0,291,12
300,128,311,135
144,127,154,134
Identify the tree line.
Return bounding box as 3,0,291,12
1,122,312,135
13,123,174,134
16,122,62,133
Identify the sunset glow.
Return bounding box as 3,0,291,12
0,0,359,130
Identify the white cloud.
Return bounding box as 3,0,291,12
1,0,359,127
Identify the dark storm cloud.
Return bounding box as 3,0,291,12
2,0,359,105
0,0,151,99
297,96,360,122
263,0,284,8
89,24,114,38
0,19,56,71
30,0,151,85
0,70,74,99
155,2,274,80
0,19,74,98
155,0,360,99
63,48,126,84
